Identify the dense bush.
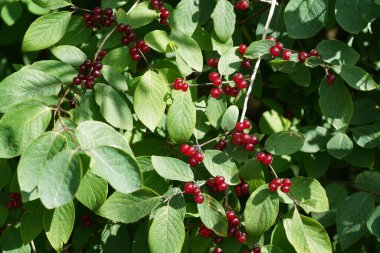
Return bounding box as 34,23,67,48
0,0,379,252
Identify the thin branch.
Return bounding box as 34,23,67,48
198,132,229,148
127,0,141,15
237,5,269,25
268,164,279,179
240,0,277,122
94,26,117,61
30,240,36,253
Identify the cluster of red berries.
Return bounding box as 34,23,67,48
226,210,247,243
198,223,213,238
207,58,219,68
235,180,250,198
118,23,136,45
206,176,229,193
243,246,261,253
173,78,189,92
180,144,204,166
235,0,249,10
232,120,259,151
6,192,21,209
150,0,170,25
72,52,106,89
256,152,273,165
83,7,115,28
214,139,227,151
184,182,204,204
268,178,292,193
209,72,249,99
129,40,150,61
81,214,93,228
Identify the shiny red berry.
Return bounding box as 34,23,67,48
326,73,336,84
270,46,281,57
194,194,205,204
275,42,284,50
282,178,292,187
238,44,247,54
237,80,247,89
193,152,204,163
233,73,244,84
272,178,282,187
189,157,199,167
282,50,292,60
310,49,319,57
241,59,252,69
263,154,273,165
268,183,278,192
210,88,222,98
184,182,195,194
242,119,251,129
235,122,245,132
180,144,190,154
209,72,220,82
256,152,266,162
298,51,309,62
281,185,291,193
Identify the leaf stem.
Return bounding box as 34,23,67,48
94,26,117,61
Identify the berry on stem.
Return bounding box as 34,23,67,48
194,194,205,204
238,44,247,54
298,51,309,62
270,46,281,57
282,50,292,60
326,73,336,84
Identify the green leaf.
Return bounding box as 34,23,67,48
76,171,108,211
102,0,127,8
144,30,171,53
352,125,380,149
38,150,82,209
335,0,380,33
167,91,196,143
283,209,332,253
344,144,375,168
239,159,265,192
0,227,31,253
32,0,71,9
97,189,162,224
284,0,327,39
151,156,194,182
331,65,379,91
50,45,87,66
172,0,199,35
126,2,157,28
0,162,11,190
316,40,360,65
137,156,169,195
265,131,304,155
290,177,329,213
134,70,168,132
326,133,353,159
218,46,242,76
27,60,77,83
0,103,52,158
149,206,185,253
367,205,380,238
211,0,235,42
203,150,240,185
59,15,92,46
101,65,129,92
271,223,296,253
336,192,375,250
211,31,233,55
20,201,45,244
43,201,75,252
22,11,72,52
244,185,279,235
351,99,378,125
100,223,131,252
0,68,61,112
89,146,142,194
197,194,228,237
102,47,132,72
259,110,291,135
304,152,330,179
1,2,23,26
18,131,66,201
262,245,283,253
245,40,276,59
354,171,380,194
95,83,133,130
206,97,227,129
289,64,311,87
318,78,353,130
221,105,239,131
299,126,329,153
172,31,203,72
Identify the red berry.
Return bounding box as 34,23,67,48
237,80,247,89
226,210,236,221
275,42,284,50
192,186,201,196
181,83,189,92
282,50,292,60
214,176,225,185
129,46,138,55
228,226,238,237
310,49,319,56
241,59,252,69
83,13,91,21
208,58,216,67
210,88,222,98
248,135,259,145
189,157,199,167
270,46,281,57
240,133,250,144
121,37,130,45
282,178,292,187
184,182,195,194
214,237,223,244
93,7,102,15
6,201,12,209
242,119,251,129
263,154,273,165
104,8,113,17
253,246,261,253
235,122,245,132
131,54,141,61
117,24,127,32
103,19,112,27
230,86,239,97
245,143,255,151
160,19,169,25
233,73,244,84
151,0,160,8
326,73,336,84
160,10,170,19
217,182,228,192
180,144,190,154
73,77,81,85
256,152,266,162
193,152,204,163
235,185,242,197
214,248,223,253
207,178,216,188
238,44,247,54
230,217,240,226
272,178,282,187
237,232,247,243
209,72,220,82
194,194,205,204
298,51,309,62
92,70,101,78
235,0,249,10
268,183,278,192
213,78,223,87
240,182,249,195
281,185,291,193
266,36,277,43
186,146,196,157
93,62,103,71
232,132,242,145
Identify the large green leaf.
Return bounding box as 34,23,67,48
50,45,87,66
265,131,304,155
318,78,353,130
38,150,82,209
352,125,380,149
351,99,378,125
218,46,242,76
336,192,375,250
172,0,199,35
144,30,171,53
97,190,162,224
304,152,330,179
316,40,360,65
203,150,240,185
367,205,380,238
26,60,77,83
205,97,227,129
21,201,45,244
335,0,380,33
101,65,129,92
331,65,379,91
167,91,196,143
43,201,75,252
244,185,279,235
354,171,380,194
271,223,296,253
134,70,168,132
299,126,329,153
197,194,228,237
172,31,203,72
18,131,66,201
32,0,71,9
58,15,92,46
149,206,185,253
283,209,332,253
151,156,194,182
22,11,71,51
211,0,235,42
0,227,31,253
1,2,23,26
76,171,108,211
100,223,131,252
124,2,157,28
220,105,239,131
0,103,52,158
89,146,142,194
245,40,275,59
284,0,327,39
326,133,353,159
137,156,169,195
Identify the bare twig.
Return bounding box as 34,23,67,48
94,26,117,61
127,0,141,15
30,240,36,253
268,164,279,178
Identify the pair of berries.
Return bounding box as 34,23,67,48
81,214,93,228
256,152,273,165
209,72,224,98
173,78,189,92
298,49,319,62
232,73,248,89
150,0,170,25
243,246,261,253
235,0,249,10
180,144,204,166
129,40,150,61
83,7,115,28
118,23,137,46
235,181,250,198
6,192,21,209
215,139,227,151
207,176,229,193
207,58,219,68
198,223,213,238
72,52,106,89
226,210,247,243
268,178,292,193
232,132,258,151
184,183,204,203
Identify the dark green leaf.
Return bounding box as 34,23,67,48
265,131,304,155
326,133,353,159
76,171,108,211
203,150,240,185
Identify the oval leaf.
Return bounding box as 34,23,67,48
203,150,240,185
151,156,194,182
265,131,304,155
